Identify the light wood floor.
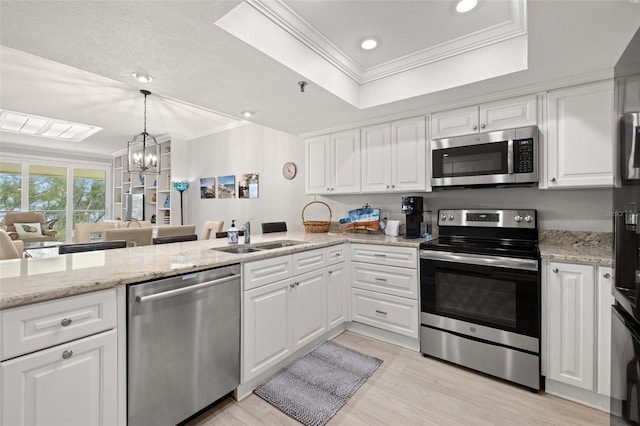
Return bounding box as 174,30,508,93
187,331,607,426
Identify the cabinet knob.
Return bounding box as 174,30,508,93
295,282,300,287
386,185,390,189
551,178,557,183
60,318,72,327
328,271,332,275
290,283,296,288
480,124,486,129
326,188,330,191
603,273,611,278
391,185,395,188
552,268,559,273
62,350,73,360
472,125,478,130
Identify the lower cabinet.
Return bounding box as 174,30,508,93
243,245,346,383
350,244,419,340
1,289,118,426
545,261,613,407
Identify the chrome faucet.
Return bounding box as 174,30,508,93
243,219,253,244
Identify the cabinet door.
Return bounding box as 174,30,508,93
1,330,117,426
547,80,614,188
327,263,347,330
391,116,427,191
305,135,331,194
291,270,327,351
331,129,361,193
597,265,614,397
243,278,293,381
431,105,479,139
361,123,392,192
547,262,596,391
479,95,537,133
351,288,419,338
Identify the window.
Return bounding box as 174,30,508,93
0,162,22,223
0,159,109,242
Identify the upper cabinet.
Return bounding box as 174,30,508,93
546,80,614,188
305,129,361,195
431,95,537,139
361,116,427,193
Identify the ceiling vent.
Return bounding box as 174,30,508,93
0,109,102,142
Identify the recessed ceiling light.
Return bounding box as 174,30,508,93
360,38,378,50
241,111,253,118
132,72,154,83
456,0,478,13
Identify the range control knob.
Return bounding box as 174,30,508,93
524,215,533,223
440,214,447,221
514,215,523,223
448,214,455,221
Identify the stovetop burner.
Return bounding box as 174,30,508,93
420,236,539,259
420,209,539,259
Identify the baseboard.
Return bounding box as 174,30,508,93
545,378,610,413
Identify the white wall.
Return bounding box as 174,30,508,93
184,124,613,236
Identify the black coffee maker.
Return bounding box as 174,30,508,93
402,196,423,239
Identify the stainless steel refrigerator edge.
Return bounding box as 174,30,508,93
127,265,241,426
611,25,640,425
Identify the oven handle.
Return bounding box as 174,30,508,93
419,250,538,271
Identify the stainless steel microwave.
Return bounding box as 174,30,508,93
430,126,539,188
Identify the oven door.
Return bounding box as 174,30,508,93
611,303,640,424
420,251,540,349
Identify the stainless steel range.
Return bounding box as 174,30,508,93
419,209,542,390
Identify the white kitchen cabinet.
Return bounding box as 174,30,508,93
2,330,117,426
292,269,328,351
547,261,596,391
350,244,419,339
1,289,118,426
597,266,613,397
546,80,614,188
292,247,326,275
243,255,293,291
431,95,537,139
243,277,294,380
305,129,361,194
361,117,427,193
327,262,347,330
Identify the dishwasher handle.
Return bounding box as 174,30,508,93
136,274,239,304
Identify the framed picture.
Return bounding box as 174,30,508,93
200,177,216,199
217,175,236,198
239,173,259,199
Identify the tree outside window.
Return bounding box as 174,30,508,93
0,162,22,223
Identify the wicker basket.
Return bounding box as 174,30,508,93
302,201,332,233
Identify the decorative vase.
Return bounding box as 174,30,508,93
164,195,170,208
139,175,145,185
152,193,157,202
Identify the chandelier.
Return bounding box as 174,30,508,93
127,89,160,174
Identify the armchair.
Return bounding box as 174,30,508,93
3,212,57,243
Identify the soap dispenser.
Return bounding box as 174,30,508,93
227,220,239,244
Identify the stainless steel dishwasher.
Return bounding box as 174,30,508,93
127,264,240,426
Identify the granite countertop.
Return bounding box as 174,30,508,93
538,230,613,266
0,231,425,310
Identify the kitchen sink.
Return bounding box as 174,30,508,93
252,240,305,250
213,246,262,254
212,240,306,254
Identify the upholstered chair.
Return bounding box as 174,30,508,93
156,225,197,238
0,229,24,260
201,221,224,240
74,222,116,243
4,212,57,242
103,227,153,247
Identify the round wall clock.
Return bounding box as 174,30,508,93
282,162,297,180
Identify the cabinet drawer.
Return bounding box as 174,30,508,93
244,255,293,291
326,244,347,266
351,262,417,299
350,244,417,268
351,288,418,338
292,248,326,275
1,289,117,360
